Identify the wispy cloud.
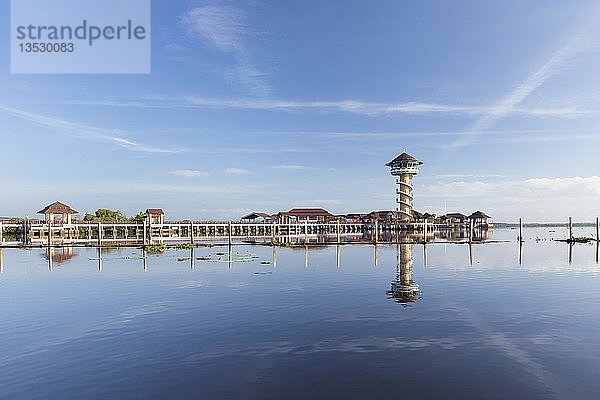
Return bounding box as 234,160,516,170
168,170,210,178
271,164,309,170
180,5,269,95
223,167,249,175
0,104,182,154
62,96,588,118
451,13,600,149
298,199,343,206
420,176,600,221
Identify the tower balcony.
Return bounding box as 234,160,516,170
390,166,420,175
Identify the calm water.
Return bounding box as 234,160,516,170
1,227,599,400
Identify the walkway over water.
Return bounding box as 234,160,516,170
0,220,478,247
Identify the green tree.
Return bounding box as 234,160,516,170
87,209,126,222
83,213,97,222
131,211,146,222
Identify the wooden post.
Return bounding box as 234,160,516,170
569,217,574,240
97,222,102,246
190,222,194,245
424,219,428,243
228,222,232,246
596,217,599,242
519,218,523,242
469,218,474,243
304,221,308,244
0,220,3,245
336,221,340,244
47,223,52,247
374,220,379,244
143,220,147,245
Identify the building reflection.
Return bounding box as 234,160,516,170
388,243,421,306
265,228,491,246
44,247,77,270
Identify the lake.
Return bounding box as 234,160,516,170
1,227,599,399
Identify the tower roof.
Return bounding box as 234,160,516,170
386,152,422,166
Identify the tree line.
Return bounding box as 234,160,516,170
82,209,146,223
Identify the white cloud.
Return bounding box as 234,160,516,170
271,164,308,170
180,6,269,95
419,176,600,221
451,13,600,149
223,167,249,175
0,104,181,154
181,5,245,53
65,96,588,118
168,170,209,178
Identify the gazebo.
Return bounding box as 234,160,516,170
468,211,492,228
37,201,78,224
146,208,165,224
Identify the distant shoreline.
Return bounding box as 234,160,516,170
495,222,597,228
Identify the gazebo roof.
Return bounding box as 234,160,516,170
37,201,78,215
469,211,491,219
284,208,333,216
386,152,422,167
146,208,165,215
242,212,272,220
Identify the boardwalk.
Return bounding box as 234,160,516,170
0,220,470,247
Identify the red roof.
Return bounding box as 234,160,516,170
283,208,333,216
146,208,165,215
37,201,78,215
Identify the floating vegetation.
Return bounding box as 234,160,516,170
171,243,195,250
176,257,190,262
144,244,167,252
566,237,595,244
273,242,293,248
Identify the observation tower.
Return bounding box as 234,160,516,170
386,152,423,222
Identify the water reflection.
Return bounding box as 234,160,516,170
44,247,77,271
0,248,3,272
388,243,420,306
264,227,491,246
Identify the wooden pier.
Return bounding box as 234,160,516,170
0,220,463,247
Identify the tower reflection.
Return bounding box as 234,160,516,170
388,242,421,305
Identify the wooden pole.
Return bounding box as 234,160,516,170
336,221,340,244
519,218,523,242
97,222,102,246
228,222,232,246
469,219,473,243
190,222,194,245
424,219,428,243
569,217,573,241
47,223,52,247
143,220,147,245
0,221,3,245
596,217,599,242
304,221,308,244
374,220,379,244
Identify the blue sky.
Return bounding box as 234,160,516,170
1,0,600,222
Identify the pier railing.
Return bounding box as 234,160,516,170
0,220,471,247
